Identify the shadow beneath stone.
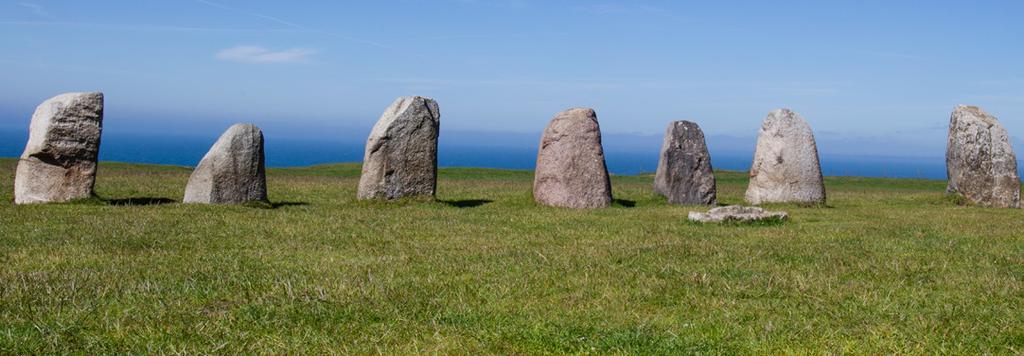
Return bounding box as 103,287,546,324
440,199,493,208
240,201,310,209
107,197,177,206
613,199,637,208
271,201,310,209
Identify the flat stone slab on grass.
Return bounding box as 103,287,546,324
688,205,788,223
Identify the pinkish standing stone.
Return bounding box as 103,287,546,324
533,108,613,209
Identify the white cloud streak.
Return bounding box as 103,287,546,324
0,20,297,33
215,45,317,63
17,2,51,19
574,3,665,15
193,0,391,49
452,0,530,9
194,0,309,30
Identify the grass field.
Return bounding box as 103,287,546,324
1,157,1022,354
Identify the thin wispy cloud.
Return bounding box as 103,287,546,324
422,33,535,42
380,77,844,95
194,0,309,30
0,58,153,79
379,77,623,91
193,0,389,49
862,51,925,61
249,13,309,31
215,45,317,63
964,92,1024,104
575,3,665,15
0,20,296,33
17,2,51,19
453,0,530,9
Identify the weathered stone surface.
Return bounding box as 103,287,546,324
533,108,613,208
945,105,1020,208
688,205,788,223
744,109,826,205
14,92,104,204
183,124,268,204
654,120,717,205
357,96,440,200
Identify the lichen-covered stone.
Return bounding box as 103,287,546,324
688,205,788,223
654,120,716,205
533,108,613,209
183,124,268,204
745,109,826,205
15,92,104,204
358,96,440,200
945,105,1020,208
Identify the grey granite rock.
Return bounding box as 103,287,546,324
945,105,1020,208
357,96,440,200
183,124,268,204
654,120,717,205
744,109,826,205
14,92,104,204
533,108,613,209
688,205,788,223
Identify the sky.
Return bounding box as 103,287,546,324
1,0,1022,158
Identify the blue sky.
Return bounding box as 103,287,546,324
1,0,1022,157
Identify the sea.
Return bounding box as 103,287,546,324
0,128,1007,180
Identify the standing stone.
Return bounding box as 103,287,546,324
14,92,104,204
357,96,440,200
654,121,717,205
945,105,1020,208
183,124,268,204
744,109,826,205
533,108,613,208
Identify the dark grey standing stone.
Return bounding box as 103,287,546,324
183,124,268,204
357,96,440,200
14,92,104,204
745,109,826,205
654,120,717,205
946,105,1020,208
533,108,613,209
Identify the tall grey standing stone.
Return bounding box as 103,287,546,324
183,124,268,204
654,120,717,205
533,108,613,209
14,92,104,204
744,109,826,205
945,105,1020,208
357,96,440,200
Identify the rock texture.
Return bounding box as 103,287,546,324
357,96,440,200
533,108,613,208
654,121,717,205
183,124,268,204
688,205,788,223
945,105,1020,208
744,109,826,205
14,92,104,204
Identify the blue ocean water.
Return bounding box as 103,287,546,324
0,128,994,180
